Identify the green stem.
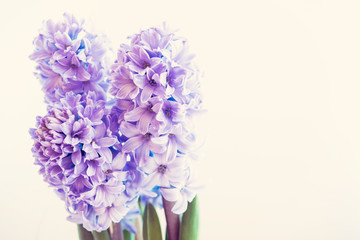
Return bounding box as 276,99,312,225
123,229,135,240
77,224,94,240
92,230,111,240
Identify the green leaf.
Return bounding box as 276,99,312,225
179,196,199,240
143,203,163,240
92,230,111,240
123,230,135,240
77,224,94,240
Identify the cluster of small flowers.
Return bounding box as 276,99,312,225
29,14,136,232
109,24,202,214
29,92,137,231
29,13,109,102
30,14,203,232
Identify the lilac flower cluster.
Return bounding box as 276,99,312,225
110,25,202,214
30,91,136,231
29,14,135,232
30,15,203,233
30,13,109,102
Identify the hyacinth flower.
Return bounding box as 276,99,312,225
30,13,109,103
110,23,203,240
30,14,203,240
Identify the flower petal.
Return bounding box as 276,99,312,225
171,195,188,214
112,152,127,170
166,138,177,161
142,172,161,188
141,158,159,174
149,139,166,154
109,207,126,222
160,187,180,202
94,123,106,139
98,211,111,228
124,107,144,122
122,136,144,153
138,112,153,133
94,187,105,207
71,150,82,165
140,85,154,103
120,122,140,138
133,75,147,89
96,137,117,147
97,148,112,163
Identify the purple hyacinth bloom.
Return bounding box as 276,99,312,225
35,63,64,92
139,28,172,51
83,122,117,162
162,124,194,162
102,152,128,179
120,122,167,166
30,13,109,101
156,100,186,133
61,115,94,147
133,63,167,103
121,154,156,203
109,24,204,215
67,174,93,194
110,66,139,100
31,16,205,228
124,97,163,133
171,40,196,69
52,31,80,56
94,195,130,230
113,99,136,123
83,156,106,183
52,52,91,80
127,46,161,75
141,153,188,188
63,12,84,39
105,106,124,146
30,91,133,231
64,65,107,99
83,177,126,207
160,182,197,214
164,65,187,103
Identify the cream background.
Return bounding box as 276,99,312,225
1,0,360,239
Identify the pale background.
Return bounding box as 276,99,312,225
1,0,360,239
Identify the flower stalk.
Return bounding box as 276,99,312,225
92,230,111,240
162,198,179,240
78,224,94,240
109,222,124,240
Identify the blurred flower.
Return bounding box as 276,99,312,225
30,13,109,101
120,205,140,234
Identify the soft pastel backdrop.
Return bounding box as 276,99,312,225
1,0,360,239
